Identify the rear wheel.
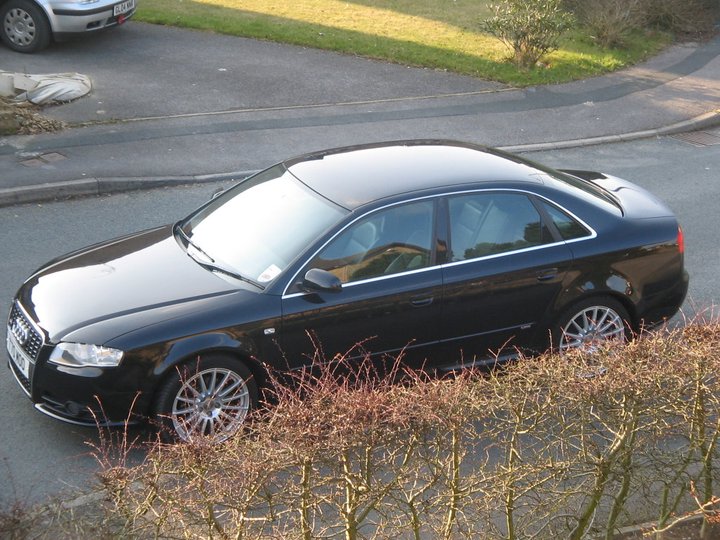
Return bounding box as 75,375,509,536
154,355,258,443
1,0,51,53
555,297,630,352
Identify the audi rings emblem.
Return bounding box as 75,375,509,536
10,318,30,346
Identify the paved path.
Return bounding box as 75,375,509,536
0,22,718,206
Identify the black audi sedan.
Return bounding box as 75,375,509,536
6,141,688,441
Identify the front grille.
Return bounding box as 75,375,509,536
8,302,44,361
9,359,31,394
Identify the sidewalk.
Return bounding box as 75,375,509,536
0,22,718,207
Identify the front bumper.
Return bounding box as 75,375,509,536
42,0,136,36
6,304,150,427
8,355,146,427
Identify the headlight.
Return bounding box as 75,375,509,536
49,343,124,368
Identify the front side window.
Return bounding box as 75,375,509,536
448,193,552,261
308,200,435,284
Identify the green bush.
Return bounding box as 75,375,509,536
483,0,575,68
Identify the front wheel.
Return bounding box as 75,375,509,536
555,297,630,353
154,355,258,443
1,0,51,53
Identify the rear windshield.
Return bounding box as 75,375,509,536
495,150,623,213
551,171,622,211
512,154,624,215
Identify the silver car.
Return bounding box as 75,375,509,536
1,0,135,53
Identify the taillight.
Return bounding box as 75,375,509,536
677,226,684,254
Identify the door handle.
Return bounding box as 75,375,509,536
410,296,434,307
536,268,558,282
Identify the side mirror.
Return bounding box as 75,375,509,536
302,268,342,293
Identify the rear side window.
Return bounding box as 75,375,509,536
541,201,591,240
448,193,552,261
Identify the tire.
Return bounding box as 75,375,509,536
554,297,630,353
1,0,51,53
154,354,258,443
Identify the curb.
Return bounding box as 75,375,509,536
1,109,719,208
0,170,256,207
501,109,720,153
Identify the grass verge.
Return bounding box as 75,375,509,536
134,0,672,86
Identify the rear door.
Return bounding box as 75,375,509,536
438,191,574,367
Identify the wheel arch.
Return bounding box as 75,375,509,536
553,266,641,330
27,0,53,23
150,333,270,406
560,290,637,330
532,289,637,352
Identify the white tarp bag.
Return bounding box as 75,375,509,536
0,71,92,105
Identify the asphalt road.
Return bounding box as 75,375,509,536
1,132,718,506
4,23,719,193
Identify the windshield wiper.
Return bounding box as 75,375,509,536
193,257,265,290
174,223,215,263
174,223,265,290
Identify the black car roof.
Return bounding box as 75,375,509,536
284,140,549,209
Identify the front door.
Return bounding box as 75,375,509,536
280,199,443,371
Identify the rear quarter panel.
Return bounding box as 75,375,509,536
551,215,684,330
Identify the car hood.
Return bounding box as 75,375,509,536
18,225,247,344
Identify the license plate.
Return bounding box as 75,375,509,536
113,0,135,16
7,334,31,380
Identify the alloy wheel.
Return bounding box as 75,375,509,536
170,367,251,442
559,305,626,352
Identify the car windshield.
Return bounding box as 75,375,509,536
180,164,348,285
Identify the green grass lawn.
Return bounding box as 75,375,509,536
136,0,672,86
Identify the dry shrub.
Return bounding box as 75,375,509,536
573,0,647,47
572,0,718,47
85,321,720,539
643,0,719,36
